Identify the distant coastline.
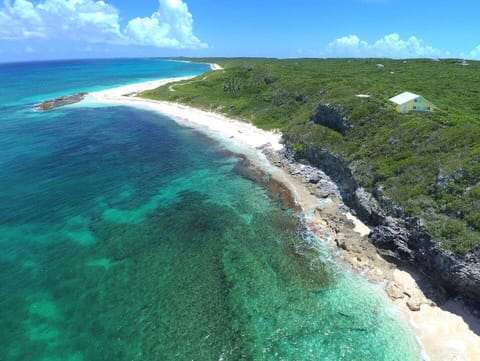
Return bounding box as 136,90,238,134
163,58,224,71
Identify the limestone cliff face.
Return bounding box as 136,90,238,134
370,217,480,303
310,104,353,134
286,141,480,307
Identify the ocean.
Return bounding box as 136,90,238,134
0,58,422,360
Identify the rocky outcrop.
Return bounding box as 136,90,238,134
36,92,88,111
263,147,343,200
263,145,449,312
296,146,389,224
310,104,353,134
284,143,480,307
370,217,480,305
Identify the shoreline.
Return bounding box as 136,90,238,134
83,71,480,360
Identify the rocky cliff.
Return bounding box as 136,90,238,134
284,128,480,308
310,104,353,134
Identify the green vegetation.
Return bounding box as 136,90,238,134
141,58,480,254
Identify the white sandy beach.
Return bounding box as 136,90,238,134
84,76,283,154
84,71,480,361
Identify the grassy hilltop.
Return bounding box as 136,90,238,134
142,58,480,254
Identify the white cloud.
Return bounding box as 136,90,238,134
326,35,368,56
325,33,447,58
124,0,206,48
468,45,480,60
0,0,206,49
0,0,45,39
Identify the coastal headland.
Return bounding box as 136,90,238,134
139,59,480,311
33,60,479,359
76,66,480,360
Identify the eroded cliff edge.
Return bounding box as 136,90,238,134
283,105,480,309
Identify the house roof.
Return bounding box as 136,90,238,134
389,92,419,105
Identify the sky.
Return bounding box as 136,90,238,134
1,0,479,62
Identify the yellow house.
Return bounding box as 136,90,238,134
389,92,437,113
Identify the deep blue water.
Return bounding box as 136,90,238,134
0,59,422,360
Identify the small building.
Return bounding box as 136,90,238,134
388,92,437,113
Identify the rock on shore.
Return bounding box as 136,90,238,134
280,141,480,309
36,92,88,111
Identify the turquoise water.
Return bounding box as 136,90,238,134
0,59,422,360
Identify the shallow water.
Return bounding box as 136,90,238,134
0,59,422,360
